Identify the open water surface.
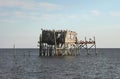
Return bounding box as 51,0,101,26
0,48,120,79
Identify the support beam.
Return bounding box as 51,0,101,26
54,30,57,56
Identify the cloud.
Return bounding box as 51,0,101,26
38,2,62,11
0,19,15,23
90,10,101,16
110,12,120,16
14,11,30,18
0,11,90,23
0,0,31,9
0,0,61,11
0,0,62,23
0,13,10,16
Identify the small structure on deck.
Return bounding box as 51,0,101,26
38,29,96,56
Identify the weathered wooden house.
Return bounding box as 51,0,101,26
38,29,96,56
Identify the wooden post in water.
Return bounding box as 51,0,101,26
39,34,42,56
78,46,80,55
13,44,17,64
77,46,79,56
85,37,89,55
43,44,46,56
47,45,48,56
94,36,97,55
54,30,57,56
13,44,16,58
49,45,52,56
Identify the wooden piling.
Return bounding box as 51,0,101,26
39,34,42,56
94,36,97,55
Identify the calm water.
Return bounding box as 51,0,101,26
0,48,120,79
